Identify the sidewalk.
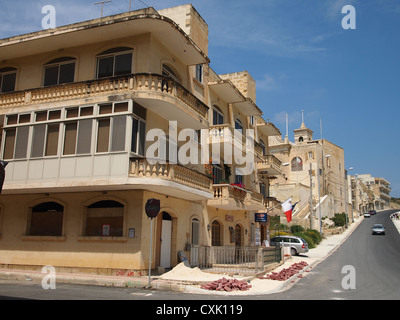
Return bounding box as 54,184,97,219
0,216,366,296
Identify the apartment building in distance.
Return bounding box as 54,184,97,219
356,174,391,210
0,5,282,275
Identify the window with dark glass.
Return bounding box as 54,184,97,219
131,102,146,156
43,57,75,87
29,202,64,237
0,67,17,93
195,64,203,83
97,48,133,79
212,106,224,125
212,164,223,184
235,119,243,133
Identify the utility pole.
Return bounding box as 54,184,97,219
95,1,111,18
309,163,313,229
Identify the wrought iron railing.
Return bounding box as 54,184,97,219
189,246,282,276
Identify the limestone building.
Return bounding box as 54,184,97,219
0,5,281,274
269,118,347,229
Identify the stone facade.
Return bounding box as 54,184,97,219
0,5,281,274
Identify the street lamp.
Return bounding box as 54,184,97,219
345,167,354,227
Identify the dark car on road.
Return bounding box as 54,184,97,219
368,210,377,215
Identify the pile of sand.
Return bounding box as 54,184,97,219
159,263,231,282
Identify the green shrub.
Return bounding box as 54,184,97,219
305,229,322,245
293,232,316,249
290,225,305,234
332,213,347,227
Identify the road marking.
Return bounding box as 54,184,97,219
332,289,343,293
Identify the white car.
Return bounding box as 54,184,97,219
364,212,370,218
371,224,385,235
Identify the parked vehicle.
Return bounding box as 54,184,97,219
368,210,377,215
364,212,370,218
371,224,385,235
270,235,309,256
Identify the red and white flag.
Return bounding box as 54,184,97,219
282,198,294,223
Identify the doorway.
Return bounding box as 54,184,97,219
160,212,172,269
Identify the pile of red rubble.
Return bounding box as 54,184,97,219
258,261,309,281
200,277,252,292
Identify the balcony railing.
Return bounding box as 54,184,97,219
0,73,209,119
209,124,264,158
257,154,282,176
210,183,264,210
129,157,213,193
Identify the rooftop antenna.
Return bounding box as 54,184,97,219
95,1,111,18
284,113,289,143
320,118,323,140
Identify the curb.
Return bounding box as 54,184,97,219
0,218,365,296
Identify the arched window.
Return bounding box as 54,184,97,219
29,202,64,236
97,47,133,79
212,106,224,125
291,157,303,171
0,67,17,93
85,200,124,237
211,220,222,246
234,224,243,247
43,57,76,86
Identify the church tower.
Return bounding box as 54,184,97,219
293,110,313,144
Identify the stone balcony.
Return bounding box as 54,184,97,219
0,73,209,129
208,184,265,211
129,157,213,200
257,155,282,176
209,124,264,160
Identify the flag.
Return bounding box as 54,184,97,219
282,198,298,223
0,161,8,194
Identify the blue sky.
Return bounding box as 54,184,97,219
1,0,400,197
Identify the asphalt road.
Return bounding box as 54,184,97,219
0,210,399,301
264,209,400,300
